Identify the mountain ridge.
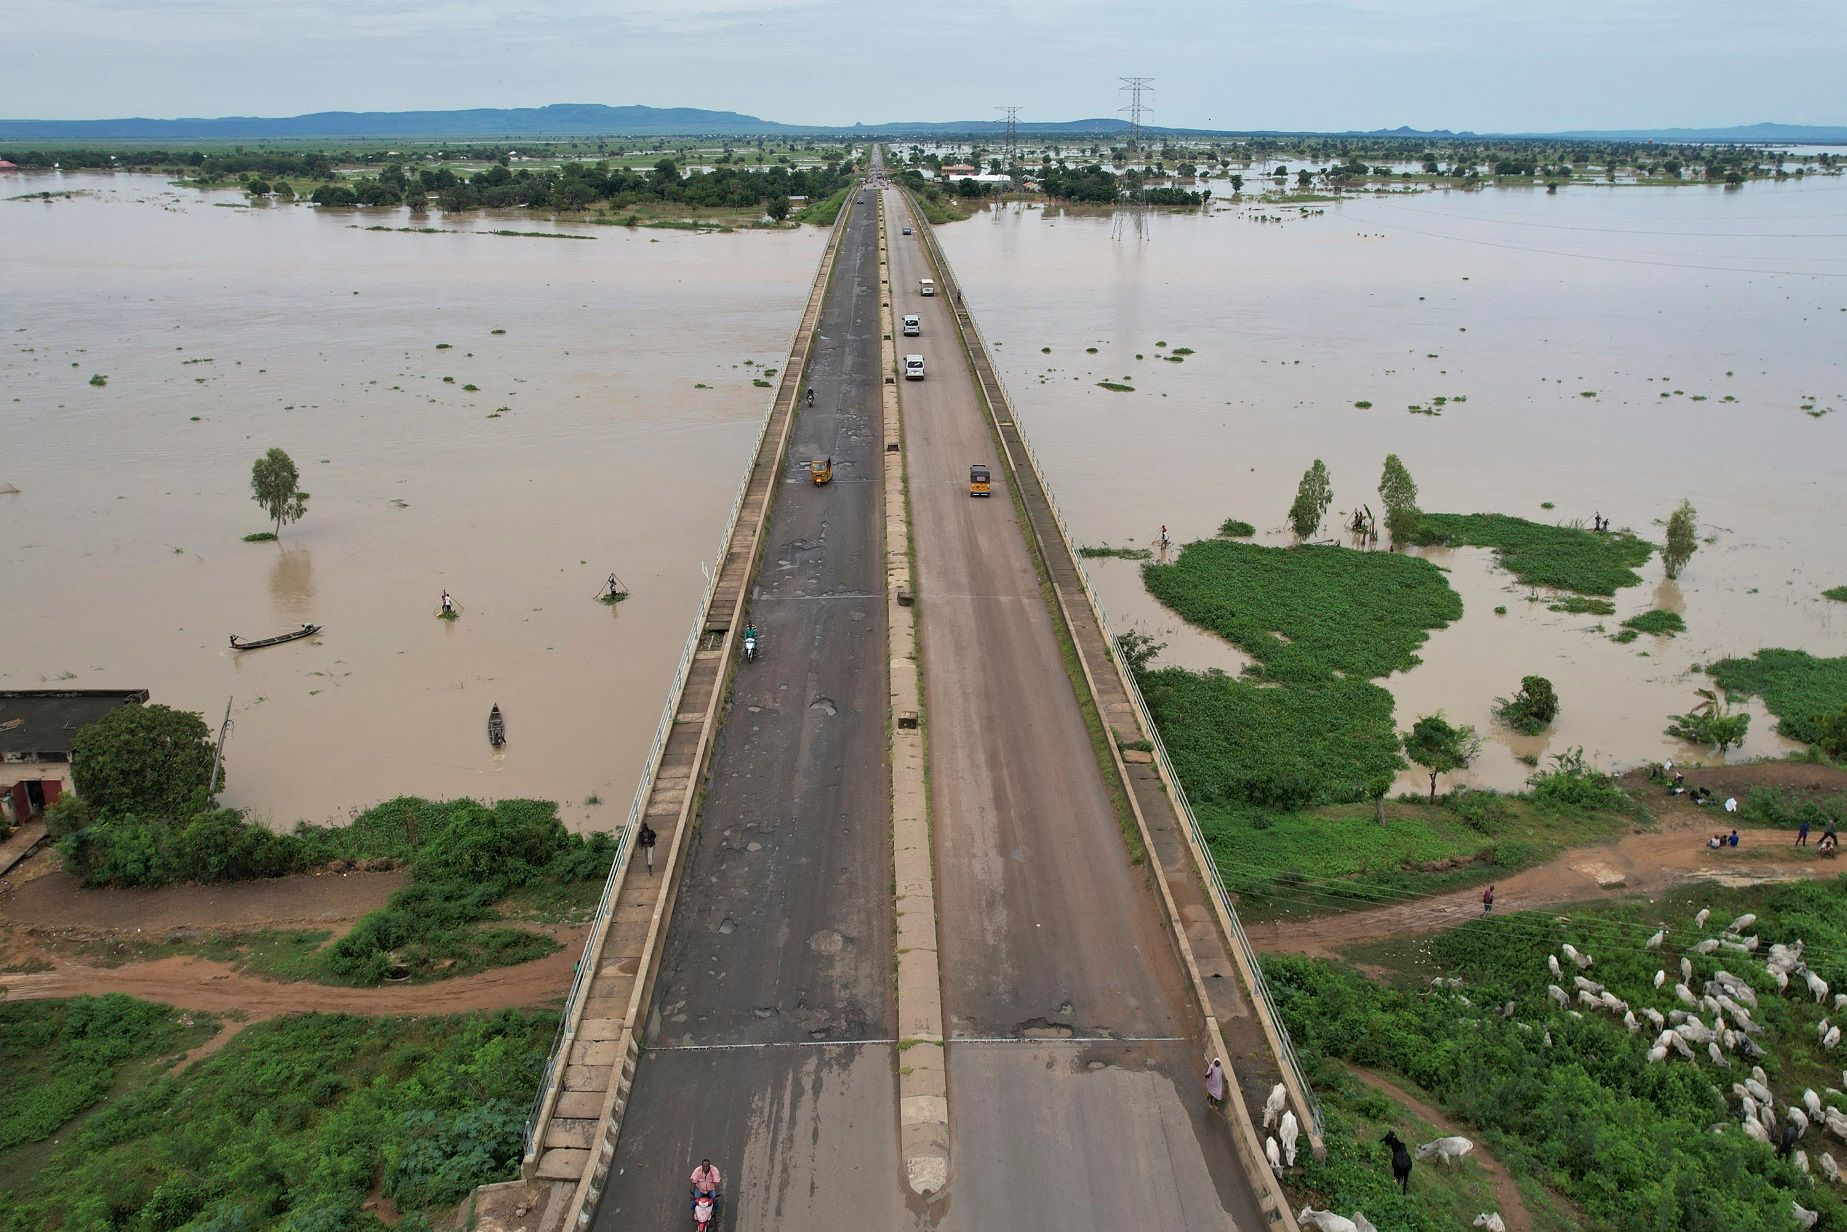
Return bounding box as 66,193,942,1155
1,103,1842,144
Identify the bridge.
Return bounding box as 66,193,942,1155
479,151,1319,1232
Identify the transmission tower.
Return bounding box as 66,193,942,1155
1118,77,1153,161
1115,78,1154,242
997,106,1020,168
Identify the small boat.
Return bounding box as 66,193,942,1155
488,704,506,748
229,624,320,650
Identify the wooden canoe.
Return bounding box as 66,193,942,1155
488,704,506,748
230,624,320,650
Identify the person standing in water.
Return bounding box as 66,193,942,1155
440,590,454,614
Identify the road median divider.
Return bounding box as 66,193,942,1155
877,190,949,1198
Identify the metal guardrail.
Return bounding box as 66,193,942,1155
914,211,1325,1139
520,222,838,1156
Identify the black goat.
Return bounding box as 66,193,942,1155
1382,1129,1413,1194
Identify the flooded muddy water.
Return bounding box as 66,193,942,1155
2,174,824,829
938,183,1846,792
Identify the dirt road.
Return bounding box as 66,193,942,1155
1248,764,1847,958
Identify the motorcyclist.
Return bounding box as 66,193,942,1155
690,1158,723,1212
743,623,759,658
805,386,815,406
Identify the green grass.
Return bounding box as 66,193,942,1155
241,531,277,543
0,996,216,1157
1143,539,1462,684
1288,1062,1578,1232
1077,544,1153,560
1144,669,1405,809
0,1004,556,1229
1209,796,1627,924
1413,512,1654,595
1708,648,1847,744
1547,595,1614,616
1824,586,1847,603
1267,878,1847,1229
794,188,848,225
1217,518,1256,538
1620,609,1685,637
1138,538,1460,809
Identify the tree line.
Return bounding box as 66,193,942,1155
306,157,855,213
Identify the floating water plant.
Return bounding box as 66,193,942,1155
1097,381,1134,392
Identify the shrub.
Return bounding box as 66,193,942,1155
1494,674,1560,734
1526,746,1630,812
1621,609,1685,638
1217,518,1256,538
1447,788,1511,834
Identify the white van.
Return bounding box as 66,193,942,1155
901,314,921,336
919,278,936,297
903,354,926,380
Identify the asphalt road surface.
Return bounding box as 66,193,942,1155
591,191,910,1232
885,185,1266,1231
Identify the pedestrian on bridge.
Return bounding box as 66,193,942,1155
1204,1057,1226,1108
639,821,657,873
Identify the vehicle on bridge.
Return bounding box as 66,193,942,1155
903,354,926,380
810,456,833,485
918,277,935,296
902,226,912,235
902,313,921,336
969,463,991,497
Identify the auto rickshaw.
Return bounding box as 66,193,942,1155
969,463,991,497
811,457,833,485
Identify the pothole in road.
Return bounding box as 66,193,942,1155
807,929,845,955
810,697,837,716
753,1006,777,1019
1016,1017,1076,1039
718,918,736,935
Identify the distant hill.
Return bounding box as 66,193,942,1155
1,104,1842,145
1529,122,1847,143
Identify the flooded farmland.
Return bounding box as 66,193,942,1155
938,181,1847,792
2,174,825,829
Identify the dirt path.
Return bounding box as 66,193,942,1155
1348,1067,1532,1232
1248,766,1847,958
0,937,583,1019
1,848,404,932
1,847,586,1049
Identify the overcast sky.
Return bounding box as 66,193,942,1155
5,0,1844,130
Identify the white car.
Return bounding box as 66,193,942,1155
901,314,921,336
903,354,926,380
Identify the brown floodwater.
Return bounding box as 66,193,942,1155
2,174,824,829
938,182,1847,792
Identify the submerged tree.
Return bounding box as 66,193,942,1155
1495,675,1561,735
1663,499,1698,580
1403,714,1482,800
1666,688,1749,752
1378,454,1422,547
1288,459,1333,540
250,447,310,538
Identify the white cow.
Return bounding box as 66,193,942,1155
1281,1110,1300,1168
1296,1208,1357,1232
1472,1216,1507,1232
1265,1135,1282,1177
1414,1135,1475,1167
1262,1082,1286,1130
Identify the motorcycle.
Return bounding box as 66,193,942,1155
742,630,758,663
692,1192,718,1232
805,388,815,407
